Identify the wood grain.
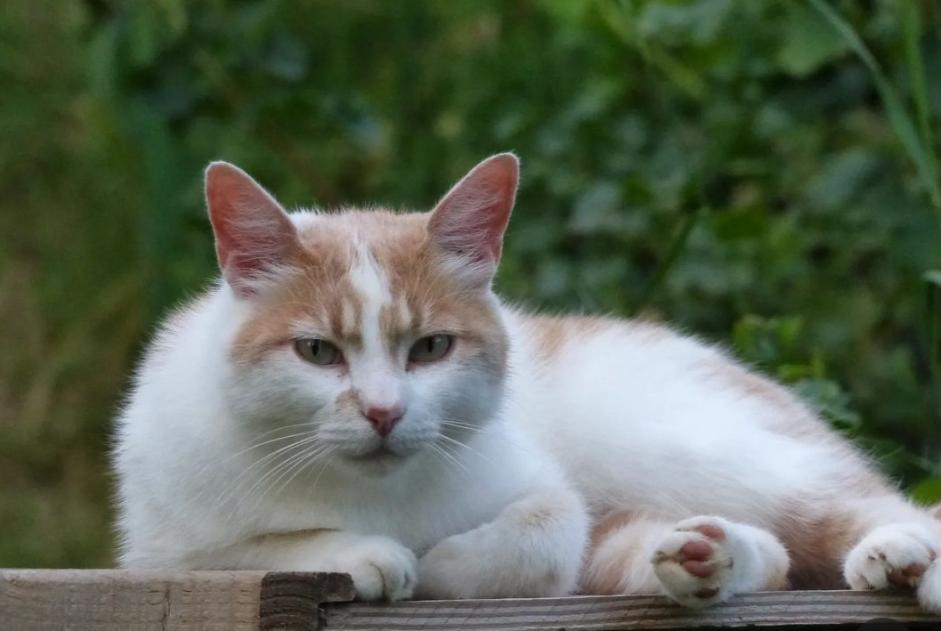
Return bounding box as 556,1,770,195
3,571,940,631
260,572,354,631
0,569,267,631
322,590,938,630
0,570,353,631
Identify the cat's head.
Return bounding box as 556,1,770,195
205,154,518,476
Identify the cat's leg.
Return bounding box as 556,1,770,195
780,493,941,611
583,512,789,607
203,530,418,601
834,497,941,612
581,511,671,595
415,486,588,599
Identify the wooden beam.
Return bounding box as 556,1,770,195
323,590,937,630
260,572,356,631
0,570,354,631
3,571,940,630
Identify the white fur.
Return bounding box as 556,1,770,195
346,244,403,414
114,210,941,607
115,211,586,601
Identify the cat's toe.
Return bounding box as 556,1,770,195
844,523,937,591
652,517,734,608
917,561,941,613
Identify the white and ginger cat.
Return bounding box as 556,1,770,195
114,154,941,610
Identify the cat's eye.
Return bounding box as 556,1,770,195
294,338,343,366
408,334,454,364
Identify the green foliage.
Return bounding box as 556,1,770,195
1,0,940,567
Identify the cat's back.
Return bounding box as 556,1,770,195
506,309,824,434
504,310,743,449
502,309,874,519
507,311,728,402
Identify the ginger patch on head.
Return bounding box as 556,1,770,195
229,209,509,375
228,217,365,363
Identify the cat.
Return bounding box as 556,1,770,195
113,153,941,610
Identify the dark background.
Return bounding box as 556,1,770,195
2,0,940,568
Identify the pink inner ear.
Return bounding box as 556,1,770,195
205,162,297,290
429,153,519,266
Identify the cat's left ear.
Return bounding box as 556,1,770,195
205,161,299,295
428,153,519,284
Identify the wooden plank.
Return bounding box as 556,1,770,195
260,572,355,631
0,570,354,631
3,571,940,631
322,590,939,631
0,570,267,631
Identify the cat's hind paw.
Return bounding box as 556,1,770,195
844,522,941,613
844,523,936,591
652,516,736,608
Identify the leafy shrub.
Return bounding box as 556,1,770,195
1,0,938,567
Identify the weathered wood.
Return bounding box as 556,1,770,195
260,572,355,631
322,590,939,631
0,570,267,631
0,570,353,631
3,571,940,631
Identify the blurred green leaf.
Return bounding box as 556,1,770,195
808,0,941,210
777,3,848,77
3,0,941,569
910,477,941,506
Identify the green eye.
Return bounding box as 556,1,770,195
294,338,343,366
408,334,454,364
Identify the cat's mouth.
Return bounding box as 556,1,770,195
344,445,406,464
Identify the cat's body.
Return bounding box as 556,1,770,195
115,154,941,609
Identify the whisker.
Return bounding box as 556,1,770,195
263,447,324,503
431,441,470,478
190,425,317,487
236,435,320,483
211,435,319,510
240,445,318,512
437,432,493,465
218,429,318,464
305,448,337,501
439,419,484,432
270,444,336,500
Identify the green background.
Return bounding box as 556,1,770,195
2,0,940,568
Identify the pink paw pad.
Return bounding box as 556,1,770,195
693,523,726,541
680,540,715,578
887,562,927,588
653,518,738,608
677,523,728,580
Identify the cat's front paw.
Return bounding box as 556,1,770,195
652,516,736,608
417,530,501,599
338,536,418,601
844,522,941,612
416,526,573,599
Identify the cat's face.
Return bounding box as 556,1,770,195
205,154,517,476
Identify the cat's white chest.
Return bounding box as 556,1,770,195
259,422,557,553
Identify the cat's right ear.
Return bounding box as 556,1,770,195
204,161,299,295
428,153,519,286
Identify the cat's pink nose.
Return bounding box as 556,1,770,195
364,406,404,437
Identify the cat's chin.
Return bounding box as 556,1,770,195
340,445,413,476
